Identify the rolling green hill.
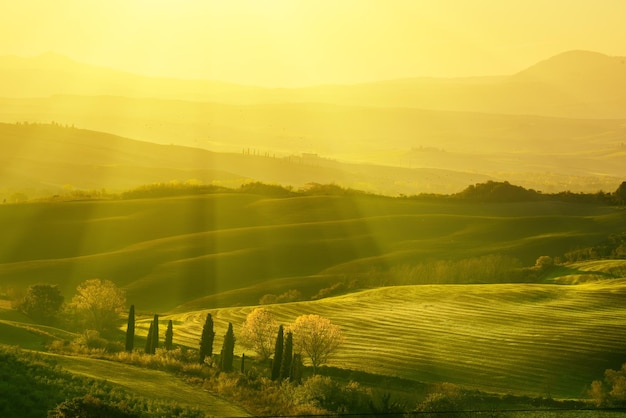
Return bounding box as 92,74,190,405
1,190,623,312
2,261,625,401
163,266,626,399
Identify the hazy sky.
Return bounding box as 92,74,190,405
2,0,626,87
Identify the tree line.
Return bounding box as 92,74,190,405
13,179,626,205
17,279,344,379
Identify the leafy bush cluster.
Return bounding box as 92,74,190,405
121,182,229,200
455,181,542,202
387,255,524,286
564,232,626,262
453,180,626,205
198,368,380,416
259,289,303,305
589,363,626,408
309,255,526,302
312,280,359,300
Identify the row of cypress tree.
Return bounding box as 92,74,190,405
126,308,236,372
199,313,236,372
126,307,298,378
270,325,303,383
144,314,174,354
124,306,179,355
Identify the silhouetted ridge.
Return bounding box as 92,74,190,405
455,181,541,202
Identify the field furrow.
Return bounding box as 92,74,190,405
152,281,626,399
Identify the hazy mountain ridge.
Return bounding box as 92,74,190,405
0,52,269,102
513,50,626,85
2,50,626,117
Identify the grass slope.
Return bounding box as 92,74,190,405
163,266,626,399
0,306,249,415
47,353,250,417
1,194,623,311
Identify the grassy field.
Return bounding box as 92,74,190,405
48,353,251,417
2,191,625,405
160,261,626,400
0,308,250,416
1,188,625,408
0,193,623,312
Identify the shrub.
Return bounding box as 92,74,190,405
535,255,555,270
48,395,139,418
259,289,303,305
589,363,626,408
415,382,464,415
74,330,123,353
292,375,371,414
18,283,64,324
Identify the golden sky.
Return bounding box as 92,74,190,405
2,0,626,87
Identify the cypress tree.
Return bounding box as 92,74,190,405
125,305,135,352
199,313,216,364
220,322,235,372
151,314,159,353
144,321,154,354
165,319,173,350
271,325,284,381
290,353,303,384
280,331,293,380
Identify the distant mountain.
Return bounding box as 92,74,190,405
1,51,626,118
0,53,270,102
512,50,626,85
508,50,626,114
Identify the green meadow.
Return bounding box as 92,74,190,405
163,271,626,399
49,354,250,417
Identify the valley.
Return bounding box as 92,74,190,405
1,37,626,416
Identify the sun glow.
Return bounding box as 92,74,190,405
1,1,625,86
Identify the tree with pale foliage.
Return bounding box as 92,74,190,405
589,363,626,407
291,314,344,374
69,279,126,333
240,307,278,361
